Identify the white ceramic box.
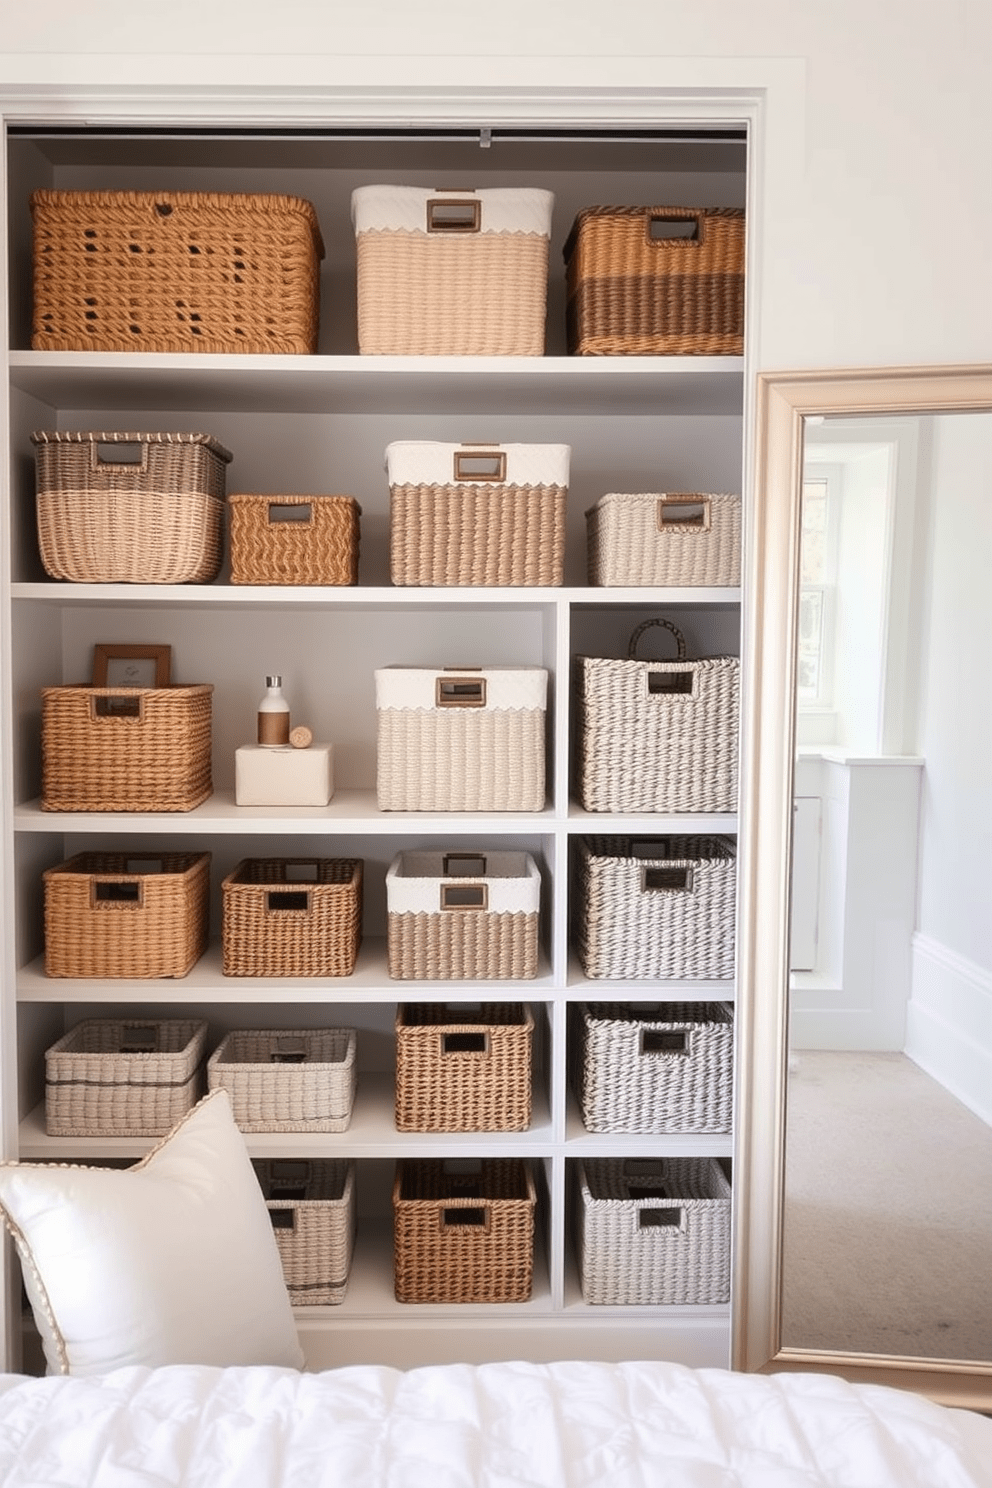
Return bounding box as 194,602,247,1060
235,744,334,807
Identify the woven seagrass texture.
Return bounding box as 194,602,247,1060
40,684,213,813
228,494,361,586
376,709,546,812
253,1158,356,1305
221,858,363,977
45,1018,208,1137
393,1158,537,1303
356,232,549,355
207,1027,357,1133
564,205,745,356
31,189,324,354
576,836,737,980
586,492,742,587
574,1002,733,1133
387,913,539,981
395,1004,534,1131
574,618,739,813
33,431,231,584
389,482,565,586
43,851,211,979
576,1157,732,1305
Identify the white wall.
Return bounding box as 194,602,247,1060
2,1,992,372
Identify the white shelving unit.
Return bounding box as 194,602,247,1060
2,125,747,1371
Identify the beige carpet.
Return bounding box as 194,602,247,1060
781,1051,992,1361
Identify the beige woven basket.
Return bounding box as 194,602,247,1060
352,186,553,356
31,189,324,354
31,431,231,585
395,1003,534,1131
586,492,742,588
386,852,540,981
574,1002,734,1133
228,494,361,586
43,851,211,979
564,205,745,356
386,441,568,588
393,1158,537,1304
375,666,547,812
576,1157,732,1305
40,683,213,813
221,858,363,978
45,1018,208,1137
574,617,739,814
253,1158,357,1305
576,836,737,981
207,1027,357,1133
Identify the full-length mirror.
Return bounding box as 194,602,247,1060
732,367,992,1411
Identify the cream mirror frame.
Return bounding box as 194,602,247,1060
731,364,992,1412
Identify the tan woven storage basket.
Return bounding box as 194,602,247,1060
40,683,213,813
31,189,324,354
352,186,553,356
221,858,363,978
574,1002,734,1133
574,618,739,814
386,851,540,980
31,430,231,585
395,1003,534,1131
576,836,737,981
375,666,547,812
586,492,742,588
386,441,568,588
228,494,361,586
45,1017,208,1137
253,1158,357,1305
207,1027,357,1133
564,205,745,356
576,1157,732,1305
393,1158,537,1303
43,851,211,979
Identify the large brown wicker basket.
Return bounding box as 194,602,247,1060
221,858,363,978
31,189,324,354
395,1003,534,1131
253,1158,357,1305
393,1158,536,1303
228,494,361,586
207,1027,357,1133
32,430,232,585
40,683,214,813
564,205,745,356
45,1017,208,1137
43,851,211,979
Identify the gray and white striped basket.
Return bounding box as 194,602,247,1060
576,836,737,980
207,1027,357,1133
586,491,742,587
253,1158,356,1306
574,617,739,813
576,1156,732,1305
44,1017,208,1137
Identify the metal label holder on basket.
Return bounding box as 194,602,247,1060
436,675,487,707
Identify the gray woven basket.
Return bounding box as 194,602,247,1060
585,491,742,588
253,1158,356,1305
576,1156,732,1305
45,1018,208,1137
207,1027,357,1133
574,617,739,813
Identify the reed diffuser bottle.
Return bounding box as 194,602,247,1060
257,675,290,746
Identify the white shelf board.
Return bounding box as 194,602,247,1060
11,583,742,610
16,941,558,1003
9,352,745,418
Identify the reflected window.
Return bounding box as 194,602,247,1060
797,473,836,705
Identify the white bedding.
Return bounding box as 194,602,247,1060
0,1359,989,1487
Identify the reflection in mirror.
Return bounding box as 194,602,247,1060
780,410,992,1362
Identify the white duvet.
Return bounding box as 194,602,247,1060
0,1359,989,1487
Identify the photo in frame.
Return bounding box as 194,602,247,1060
92,644,172,689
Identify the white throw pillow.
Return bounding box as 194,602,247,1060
0,1088,304,1376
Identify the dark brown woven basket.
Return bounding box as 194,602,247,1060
43,851,211,979
228,494,360,586
393,1158,536,1303
40,684,213,813
31,189,324,354
221,858,363,977
564,205,745,356
394,1003,534,1132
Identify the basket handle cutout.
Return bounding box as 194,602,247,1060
647,670,694,696
628,1184,670,1201
120,1025,158,1054
441,883,488,911
442,1031,490,1055
642,866,694,893
657,496,710,530
443,853,487,877
453,449,507,481
436,677,487,708
442,1206,489,1229
270,1159,311,1186
93,880,142,906
267,889,311,913
647,214,700,242
92,694,144,721
267,502,313,525
628,617,688,661
638,1207,684,1230
641,1028,689,1056
427,198,481,233
269,1209,297,1230
92,440,149,472
283,863,319,883
126,858,164,874
270,1039,307,1064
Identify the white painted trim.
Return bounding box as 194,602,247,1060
907,933,992,1128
